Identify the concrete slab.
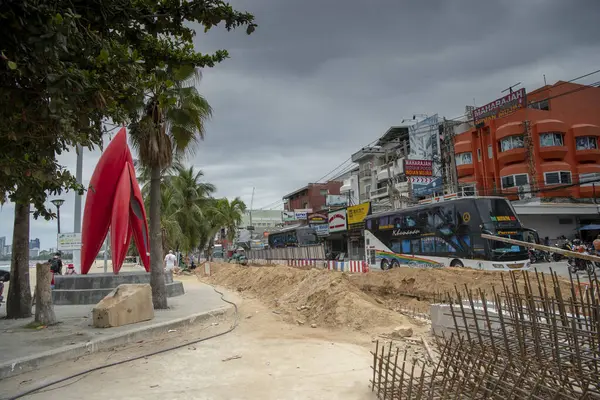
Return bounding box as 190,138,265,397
0,279,228,379
93,284,154,328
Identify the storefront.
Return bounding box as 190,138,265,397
326,208,348,259
346,202,371,261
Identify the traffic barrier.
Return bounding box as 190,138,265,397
327,260,368,273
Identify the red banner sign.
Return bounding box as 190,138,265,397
404,159,433,177
473,88,527,127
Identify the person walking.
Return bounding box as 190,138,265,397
593,234,600,254
49,252,63,275
164,250,178,273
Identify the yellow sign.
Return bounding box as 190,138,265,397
347,202,371,225
462,212,471,223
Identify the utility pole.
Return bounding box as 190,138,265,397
73,145,83,273
385,150,399,210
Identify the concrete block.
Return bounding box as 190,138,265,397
93,284,154,328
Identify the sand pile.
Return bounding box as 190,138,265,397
205,264,413,331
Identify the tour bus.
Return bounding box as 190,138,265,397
268,224,319,248
364,196,532,271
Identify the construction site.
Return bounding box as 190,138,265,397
201,255,600,400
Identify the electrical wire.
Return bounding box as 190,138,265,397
8,284,240,400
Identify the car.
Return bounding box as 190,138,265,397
0,265,10,282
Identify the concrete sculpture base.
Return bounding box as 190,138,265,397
52,271,185,305
93,284,154,328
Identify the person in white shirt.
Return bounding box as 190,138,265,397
164,250,177,273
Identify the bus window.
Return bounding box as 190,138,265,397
421,237,435,253
390,240,402,253
405,214,417,227
402,239,411,253
411,239,420,253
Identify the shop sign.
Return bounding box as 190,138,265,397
473,88,527,127
57,233,81,251
313,224,329,236
328,209,347,233
308,212,328,224
282,211,296,222
347,202,371,229
404,159,433,176
326,195,348,207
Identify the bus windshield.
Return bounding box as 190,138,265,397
476,198,521,230
489,230,528,260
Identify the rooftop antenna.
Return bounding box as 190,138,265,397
543,74,547,86
501,82,522,94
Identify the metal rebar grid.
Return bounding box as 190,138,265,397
371,269,600,399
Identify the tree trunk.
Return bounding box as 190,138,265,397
7,202,32,318
35,263,56,325
149,165,168,309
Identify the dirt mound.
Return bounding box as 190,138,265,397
352,267,572,298
204,264,414,332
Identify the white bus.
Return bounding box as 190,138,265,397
364,196,532,271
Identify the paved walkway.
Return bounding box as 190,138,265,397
0,277,227,373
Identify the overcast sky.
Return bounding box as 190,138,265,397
2,0,600,251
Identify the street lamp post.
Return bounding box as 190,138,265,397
51,199,65,251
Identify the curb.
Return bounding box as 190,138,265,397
0,305,232,380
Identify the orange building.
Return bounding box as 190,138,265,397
454,81,600,200
453,81,600,240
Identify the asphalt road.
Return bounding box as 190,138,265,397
529,260,597,282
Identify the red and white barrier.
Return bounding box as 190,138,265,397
287,259,318,267
327,260,369,273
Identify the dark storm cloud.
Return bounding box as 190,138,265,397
2,0,600,247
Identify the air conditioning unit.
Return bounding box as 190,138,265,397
517,185,532,200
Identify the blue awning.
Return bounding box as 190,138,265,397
578,224,600,231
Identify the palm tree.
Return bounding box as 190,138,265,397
215,197,247,244
129,66,212,309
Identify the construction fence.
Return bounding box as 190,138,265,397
247,245,368,273
371,269,600,399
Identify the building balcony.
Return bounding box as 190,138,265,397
351,147,385,163
370,186,389,200
340,179,352,193
497,147,527,167
358,169,372,179
456,164,474,178
575,148,600,163
539,145,568,161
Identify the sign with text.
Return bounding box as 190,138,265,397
326,194,348,207
328,209,347,233
308,212,328,225
313,224,330,236
347,202,371,228
404,159,433,176
57,233,82,251
282,211,296,222
473,88,527,127
293,208,312,220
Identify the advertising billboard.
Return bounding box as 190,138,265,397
326,195,348,207
282,211,296,222
473,88,527,127
404,159,433,176
408,114,439,160
293,208,312,220
313,224,329,237
328,209,347,233
411,177,443,197
347,202,371,229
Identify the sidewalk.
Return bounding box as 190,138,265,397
0,277,232,379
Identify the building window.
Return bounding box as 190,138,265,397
529,99,549,111
477,148,482,161
544,171,572,185
540,132,564,147
499,135,524,152
576,136,598,150
579,173,600,186
461,185,476,196
501,174,529,189
320,189,328,196
488,145,493,159
455,152,473,166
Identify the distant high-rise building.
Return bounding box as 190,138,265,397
0,236,5,256
29,238,40,250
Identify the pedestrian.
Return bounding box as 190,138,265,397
544,236,550,247
164,250,178,274
49,252,63,275
593,234,600,254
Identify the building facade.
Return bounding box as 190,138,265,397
283,182,343,212
453,81,600,238
0,237,5,256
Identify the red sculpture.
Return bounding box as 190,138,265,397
80,127,150,274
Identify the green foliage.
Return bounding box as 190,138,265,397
0,0,256,217
137,163,246,254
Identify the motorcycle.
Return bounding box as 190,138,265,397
567,243,595,275
529,248,551,264
551,241,572,262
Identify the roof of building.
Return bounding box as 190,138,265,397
376,126,410,146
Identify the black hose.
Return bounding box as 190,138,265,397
8,285,239,400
